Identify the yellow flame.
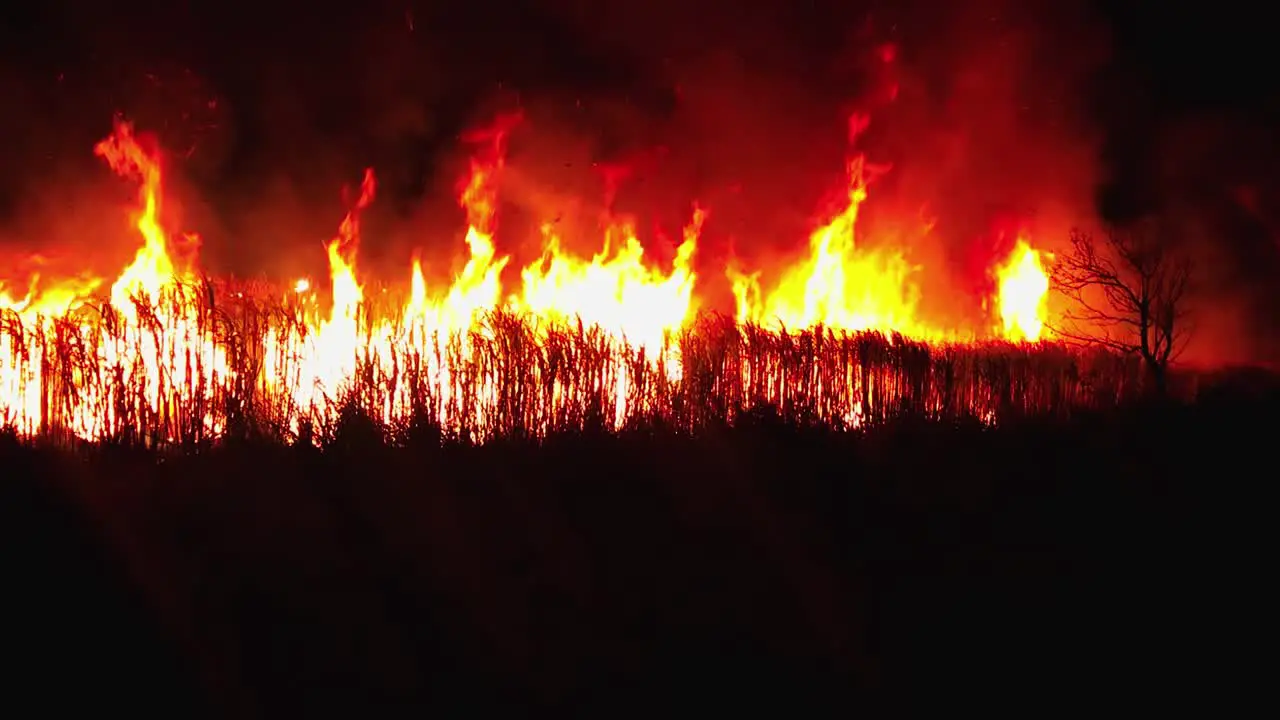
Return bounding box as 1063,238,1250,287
731,153,941,339
994,238,1050,342
1,113,1056,442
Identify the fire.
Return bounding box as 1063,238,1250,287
516,208,701,353
0,273,102,318
93,120,199,310
993,239,1051,342
0,111,1053,442
730,151,936,339
263,169,377,414
1,118,228,441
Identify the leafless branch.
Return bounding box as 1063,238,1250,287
1049,223,1193,394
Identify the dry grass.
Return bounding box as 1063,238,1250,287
0,281,1150,449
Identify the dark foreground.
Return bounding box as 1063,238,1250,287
2,389,1273,716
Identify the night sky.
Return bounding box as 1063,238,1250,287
1,0,1278,362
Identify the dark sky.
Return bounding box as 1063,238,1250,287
1,0,1278,362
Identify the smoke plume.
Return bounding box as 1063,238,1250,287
5,0,1277,363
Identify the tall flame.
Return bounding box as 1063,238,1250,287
94,120,197,311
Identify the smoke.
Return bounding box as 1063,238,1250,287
1144,114,1280,367
2,2,1108,279
5,0,1275,363
0,63,146,286
483,0,1112,319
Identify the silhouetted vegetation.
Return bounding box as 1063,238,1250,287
1051,222,1193,393
3,369,1273,715
3,286,1164,448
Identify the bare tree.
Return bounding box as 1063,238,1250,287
1051,222,1192,395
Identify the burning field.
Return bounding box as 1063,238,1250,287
0,113,1145,448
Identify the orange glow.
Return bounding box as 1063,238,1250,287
0,113,1055,441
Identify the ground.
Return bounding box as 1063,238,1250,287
2,386,1272,717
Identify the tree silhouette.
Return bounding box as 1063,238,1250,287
1051,222,1192,394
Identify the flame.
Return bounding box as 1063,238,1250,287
730,150,938,339
1,112,1055,442
94,120,200,310
726,116,1020,343
263,169,377,413
993,238,1051,342
1,119,228,440
0,273,102,318
516,208,701,352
